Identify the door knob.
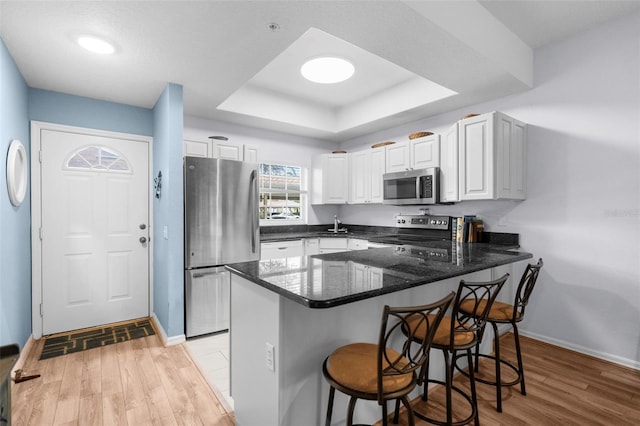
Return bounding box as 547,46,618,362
139,237,147,244
139,224,147,230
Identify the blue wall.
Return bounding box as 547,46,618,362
151,83,184,338
1,36,189,345
29,89,153,136
0,39,31,348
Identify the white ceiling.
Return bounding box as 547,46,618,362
1,1,638,142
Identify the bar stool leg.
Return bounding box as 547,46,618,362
393,399,400,423
466,348,480,426
513,323,526,396
402,396,415,426
325,386,335,426
382,400,388,426
474,341,480,373
347,396,357,426
422,357,430,402
443,349,453,425
492,322,503,413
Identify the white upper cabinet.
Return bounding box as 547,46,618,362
215,142,243,160
496,116,526,199
385,135,440,173
183,139,259,162
385,142,411,173
349,147,385,204
458,111,526,201
184,139,211,158
312,153,349,204
243,145,259,164
410,134,440,169
440,123,459,203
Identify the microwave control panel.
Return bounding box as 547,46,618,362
395,214,450,230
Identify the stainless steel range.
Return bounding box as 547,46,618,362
394,214,451,230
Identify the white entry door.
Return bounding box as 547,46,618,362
40,129,150,335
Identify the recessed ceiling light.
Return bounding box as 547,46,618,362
301,57,355,84
77,36,115,55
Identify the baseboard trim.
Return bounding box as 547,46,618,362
182,341,235,414
12,335,36,374
519,329,640,371
151,313,185,347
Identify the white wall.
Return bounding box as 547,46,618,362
183,115,341,225
340,12,640,368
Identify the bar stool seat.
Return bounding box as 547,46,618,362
456,259,543,413
322,293,455,426
325,343,414,395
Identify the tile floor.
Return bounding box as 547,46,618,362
185,331,233,410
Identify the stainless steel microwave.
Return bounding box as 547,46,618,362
382,167,440,205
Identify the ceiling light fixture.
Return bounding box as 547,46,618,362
77,36,115,55
301,57,355,84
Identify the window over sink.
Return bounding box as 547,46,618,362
259,163,307,225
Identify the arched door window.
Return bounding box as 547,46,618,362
65,146,132,173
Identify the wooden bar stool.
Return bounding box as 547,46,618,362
322,292,455,426
457,259,543,412
405,274,509,425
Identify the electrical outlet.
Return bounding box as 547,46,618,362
163,226,169,239
265,342,275,371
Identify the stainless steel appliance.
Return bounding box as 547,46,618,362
382,167,440,205
184,157,260,337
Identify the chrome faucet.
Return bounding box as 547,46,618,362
329,215,347,233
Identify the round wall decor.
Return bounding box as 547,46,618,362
6,139,28,207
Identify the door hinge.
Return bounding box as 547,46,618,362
40,303,43,317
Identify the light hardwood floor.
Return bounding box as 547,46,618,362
376,332,640,426
12,332,640,425
11,334,234,426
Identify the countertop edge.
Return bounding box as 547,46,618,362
226,251,533,309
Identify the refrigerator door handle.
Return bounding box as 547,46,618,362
250,169,259,254
192,270,229,279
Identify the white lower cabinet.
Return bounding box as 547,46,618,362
263,237,373,258
347,238,368,251
260,240,304,260
318,238,348,254
304,238,320,256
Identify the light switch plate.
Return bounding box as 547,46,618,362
265,342,275,371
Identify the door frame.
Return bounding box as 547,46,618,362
30,121,154,339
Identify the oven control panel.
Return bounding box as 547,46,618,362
395,214,450,230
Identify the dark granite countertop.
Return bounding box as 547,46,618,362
226,242,532,309
260,224,393,242
260,224,521,247
261,230,381,242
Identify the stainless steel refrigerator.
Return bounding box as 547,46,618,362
184,157,260,337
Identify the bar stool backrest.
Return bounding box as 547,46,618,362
450,274,510,349
513,258,544,322
377,292,455,405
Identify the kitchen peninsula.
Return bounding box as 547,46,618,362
226,243,532,426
